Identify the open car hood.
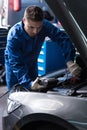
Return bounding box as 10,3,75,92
45,0,87,66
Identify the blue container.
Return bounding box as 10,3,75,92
38,41,66,76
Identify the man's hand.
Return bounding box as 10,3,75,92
31,77,58,92
67,61,82,77
30,77,45,91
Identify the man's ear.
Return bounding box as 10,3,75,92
22,17,25,23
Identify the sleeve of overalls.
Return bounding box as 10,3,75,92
7,38,33,90
43,20,76,63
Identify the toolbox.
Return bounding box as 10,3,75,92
0,35,7,66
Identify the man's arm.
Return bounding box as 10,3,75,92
43,20,81,77
7,39,33,89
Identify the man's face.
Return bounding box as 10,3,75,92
23,18,43,37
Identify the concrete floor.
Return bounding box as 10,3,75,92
0,86,8,130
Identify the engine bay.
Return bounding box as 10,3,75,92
51,72,87,97
43,55,87,97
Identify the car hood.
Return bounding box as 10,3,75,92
45,0,87,66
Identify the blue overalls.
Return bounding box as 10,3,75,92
5,20,75,91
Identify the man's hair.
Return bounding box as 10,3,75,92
24,5,43,21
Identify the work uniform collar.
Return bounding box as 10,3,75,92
20,21,32,40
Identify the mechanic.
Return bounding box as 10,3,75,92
4,5,81,91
